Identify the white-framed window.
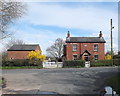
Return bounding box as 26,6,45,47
73,54,77,60
94,44,98,51
94,54,98,60
72,44,77,51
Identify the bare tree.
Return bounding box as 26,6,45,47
5,38,25,50
0,0,27,39
2,38,25,60
46,38,65,59
105,50,115,56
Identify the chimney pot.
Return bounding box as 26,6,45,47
67,31,70,38
99,31,102,38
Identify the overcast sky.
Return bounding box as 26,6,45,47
1,1,119,54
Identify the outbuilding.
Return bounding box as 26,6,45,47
7,44,41,59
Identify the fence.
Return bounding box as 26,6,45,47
43,62,63,68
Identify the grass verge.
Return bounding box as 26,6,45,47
0,79,3,85
63,66,84,68
106,75,120,95
0,77,6,88
1,66,43,69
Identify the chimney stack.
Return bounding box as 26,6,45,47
99,31,102,38
67,31,70,38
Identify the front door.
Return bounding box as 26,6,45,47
84,54,88,61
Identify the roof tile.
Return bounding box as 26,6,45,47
66,37,106,43
8,44,39,51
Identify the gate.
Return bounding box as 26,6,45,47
43,62,63,68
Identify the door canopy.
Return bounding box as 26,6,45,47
80,50,91,57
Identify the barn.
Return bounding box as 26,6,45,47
7,44,41,59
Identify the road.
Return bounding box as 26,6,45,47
2,67,119,94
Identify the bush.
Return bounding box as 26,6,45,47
2,59,28,66
29,59,42,66
91,59,120,67
113,59,120,66
2,59,43,67
63,60,85,68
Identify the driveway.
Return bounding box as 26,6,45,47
2,67,119,94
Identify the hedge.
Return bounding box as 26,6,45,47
2,59,43,67
63,59,120,68
91,59,120,67
2,59,120,67
63,60,85,68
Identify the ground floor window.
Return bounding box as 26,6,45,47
73,55,77,60
94,54,98,60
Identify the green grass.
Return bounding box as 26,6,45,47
0,79,3,84
1,66,43,69
63,66,84,68
106,75,120,95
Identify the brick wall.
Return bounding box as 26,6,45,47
8,51,30,59
7,46,41,59
65,42,105,60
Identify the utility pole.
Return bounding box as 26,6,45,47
110,19,114,66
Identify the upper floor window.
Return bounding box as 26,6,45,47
72,44,77,51
94,44,98,51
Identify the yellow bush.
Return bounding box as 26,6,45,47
27,50,46,61
105,54,112,60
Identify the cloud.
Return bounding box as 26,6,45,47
18,0,119,2
23,2,118,53
15,27,66,54
1,2,118,54
90,30,118,52
22,3,118,32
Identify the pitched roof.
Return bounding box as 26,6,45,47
80,50,91,57
8,44,40,51
66,37,106,43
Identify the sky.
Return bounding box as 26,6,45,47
1,1,119,55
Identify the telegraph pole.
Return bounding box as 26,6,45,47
110,19,114,66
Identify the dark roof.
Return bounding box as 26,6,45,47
8,44,39,51
80,50,91,57
66,37,106,43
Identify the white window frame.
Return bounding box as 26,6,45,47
94,54,98,60
73,54,77,60
94,44,98,51
72,44,77,51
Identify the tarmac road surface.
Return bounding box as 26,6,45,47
2,67,119,94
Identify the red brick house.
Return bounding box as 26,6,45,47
63,31,106,60
7,44,41,59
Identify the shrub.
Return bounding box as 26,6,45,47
63,60,85,68
113,59,120,66
2,59,43,67
57,58,62,62
27,50,46,61
105,54,112,60
29,59,42,66
91,59,120,67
